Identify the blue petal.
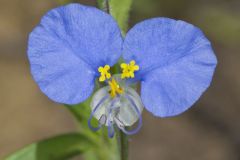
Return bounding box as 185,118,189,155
28,4,123,104
123,18,217,117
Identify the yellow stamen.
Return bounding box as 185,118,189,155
108,78,123,98
98,65,111,82
120,60,139,79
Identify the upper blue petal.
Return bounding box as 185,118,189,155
123,18,217,117
28,4,123,104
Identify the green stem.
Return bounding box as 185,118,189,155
119,131,128,160
97,0,110,13
96,1,130,160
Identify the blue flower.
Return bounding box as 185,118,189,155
28,4,123,104
123,18,217,117
28,4,217,137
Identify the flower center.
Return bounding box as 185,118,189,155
88,74,144,138
108,78,124,98
91,61,142,137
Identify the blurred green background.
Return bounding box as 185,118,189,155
0,0,240,159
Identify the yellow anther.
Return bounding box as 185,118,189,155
108,78,123,98
120,60,139,79
98,65,111,82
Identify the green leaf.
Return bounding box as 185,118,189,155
4,133,94,160
97,0,133,35
65,98,92,127
96,0,107,10
109,0,133,35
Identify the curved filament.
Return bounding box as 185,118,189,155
107,120,115,138
88,95,109,131
115,95,142,135
106,97,120,138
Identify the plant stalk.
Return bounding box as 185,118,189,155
97,0,110,13
96,0,130,160
119,130,128,160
